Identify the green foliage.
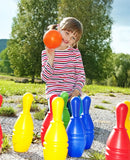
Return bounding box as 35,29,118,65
33,108,46,120
113,53,130,87
58,0,113,82
0,48,13,74
7,0,114,83
0,39,8,52
0,106,16,117
2,133,11,153
8,0,58,82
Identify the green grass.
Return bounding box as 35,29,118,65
0,80,45,96
109,93,116,97
33,108,46,120
34,95,48,104
82,84,130,95
0,106,16,117
102,100,111,104
2,133,11,153
94,105,107,110
32,132,41,144
1,78,130,96
87,150,105,160
30,102,41,112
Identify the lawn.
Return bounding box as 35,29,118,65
83,84,130,95
0,80,45,96
1,78,130,96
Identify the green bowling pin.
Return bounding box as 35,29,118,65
60,91,70,128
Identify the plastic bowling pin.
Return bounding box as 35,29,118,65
0,125,2,153
43,97,68,160
80,96,94,149
41,94,57,146
60,91,70,128
66,97,85,157
124,101,130,139
67,96,83,116
0,95,3,153
0,95,3,107
105,103,130,160
79,96,83,115
12,93,34,152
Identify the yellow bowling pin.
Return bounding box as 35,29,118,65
124,101,130,139
43,97,68,160
12,93,34,152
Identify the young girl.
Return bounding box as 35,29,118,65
41,17,86,114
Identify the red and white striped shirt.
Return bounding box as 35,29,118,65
41,47,86,99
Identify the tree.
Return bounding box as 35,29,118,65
0,39,8,52
8,0,58,82
113,53,130,87
0,48,13,74
58,0,113,82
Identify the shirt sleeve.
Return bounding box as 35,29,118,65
41,50,54,82
73,49,86,94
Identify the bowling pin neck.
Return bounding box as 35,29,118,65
52,97,64,121
60,91,69,107
23,93,33,113
82,96,91,114
49,94,57,113
71,97,81,117
116,103,128,128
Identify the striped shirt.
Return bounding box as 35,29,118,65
41,47,86,99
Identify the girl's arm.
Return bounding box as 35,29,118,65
41,49,54,82
69,49,86,100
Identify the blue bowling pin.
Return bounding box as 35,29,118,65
66,97,85,157
67,96,83,116
80,96,94,149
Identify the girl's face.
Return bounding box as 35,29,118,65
59,30,77,49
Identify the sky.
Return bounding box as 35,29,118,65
0,0,130,54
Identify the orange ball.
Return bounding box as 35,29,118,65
43,29,62,49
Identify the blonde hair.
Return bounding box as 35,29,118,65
47,17,83,48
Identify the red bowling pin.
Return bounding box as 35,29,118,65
0,95,2,107
41,94,57,146
0,95,3,153
105,103,130,160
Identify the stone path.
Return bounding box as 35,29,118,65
0,93,130,159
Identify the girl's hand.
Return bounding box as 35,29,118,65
45,47,55,66
68,89,80,101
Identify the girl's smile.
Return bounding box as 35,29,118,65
58,30,77,49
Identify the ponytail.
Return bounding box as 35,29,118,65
47,24,57,30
